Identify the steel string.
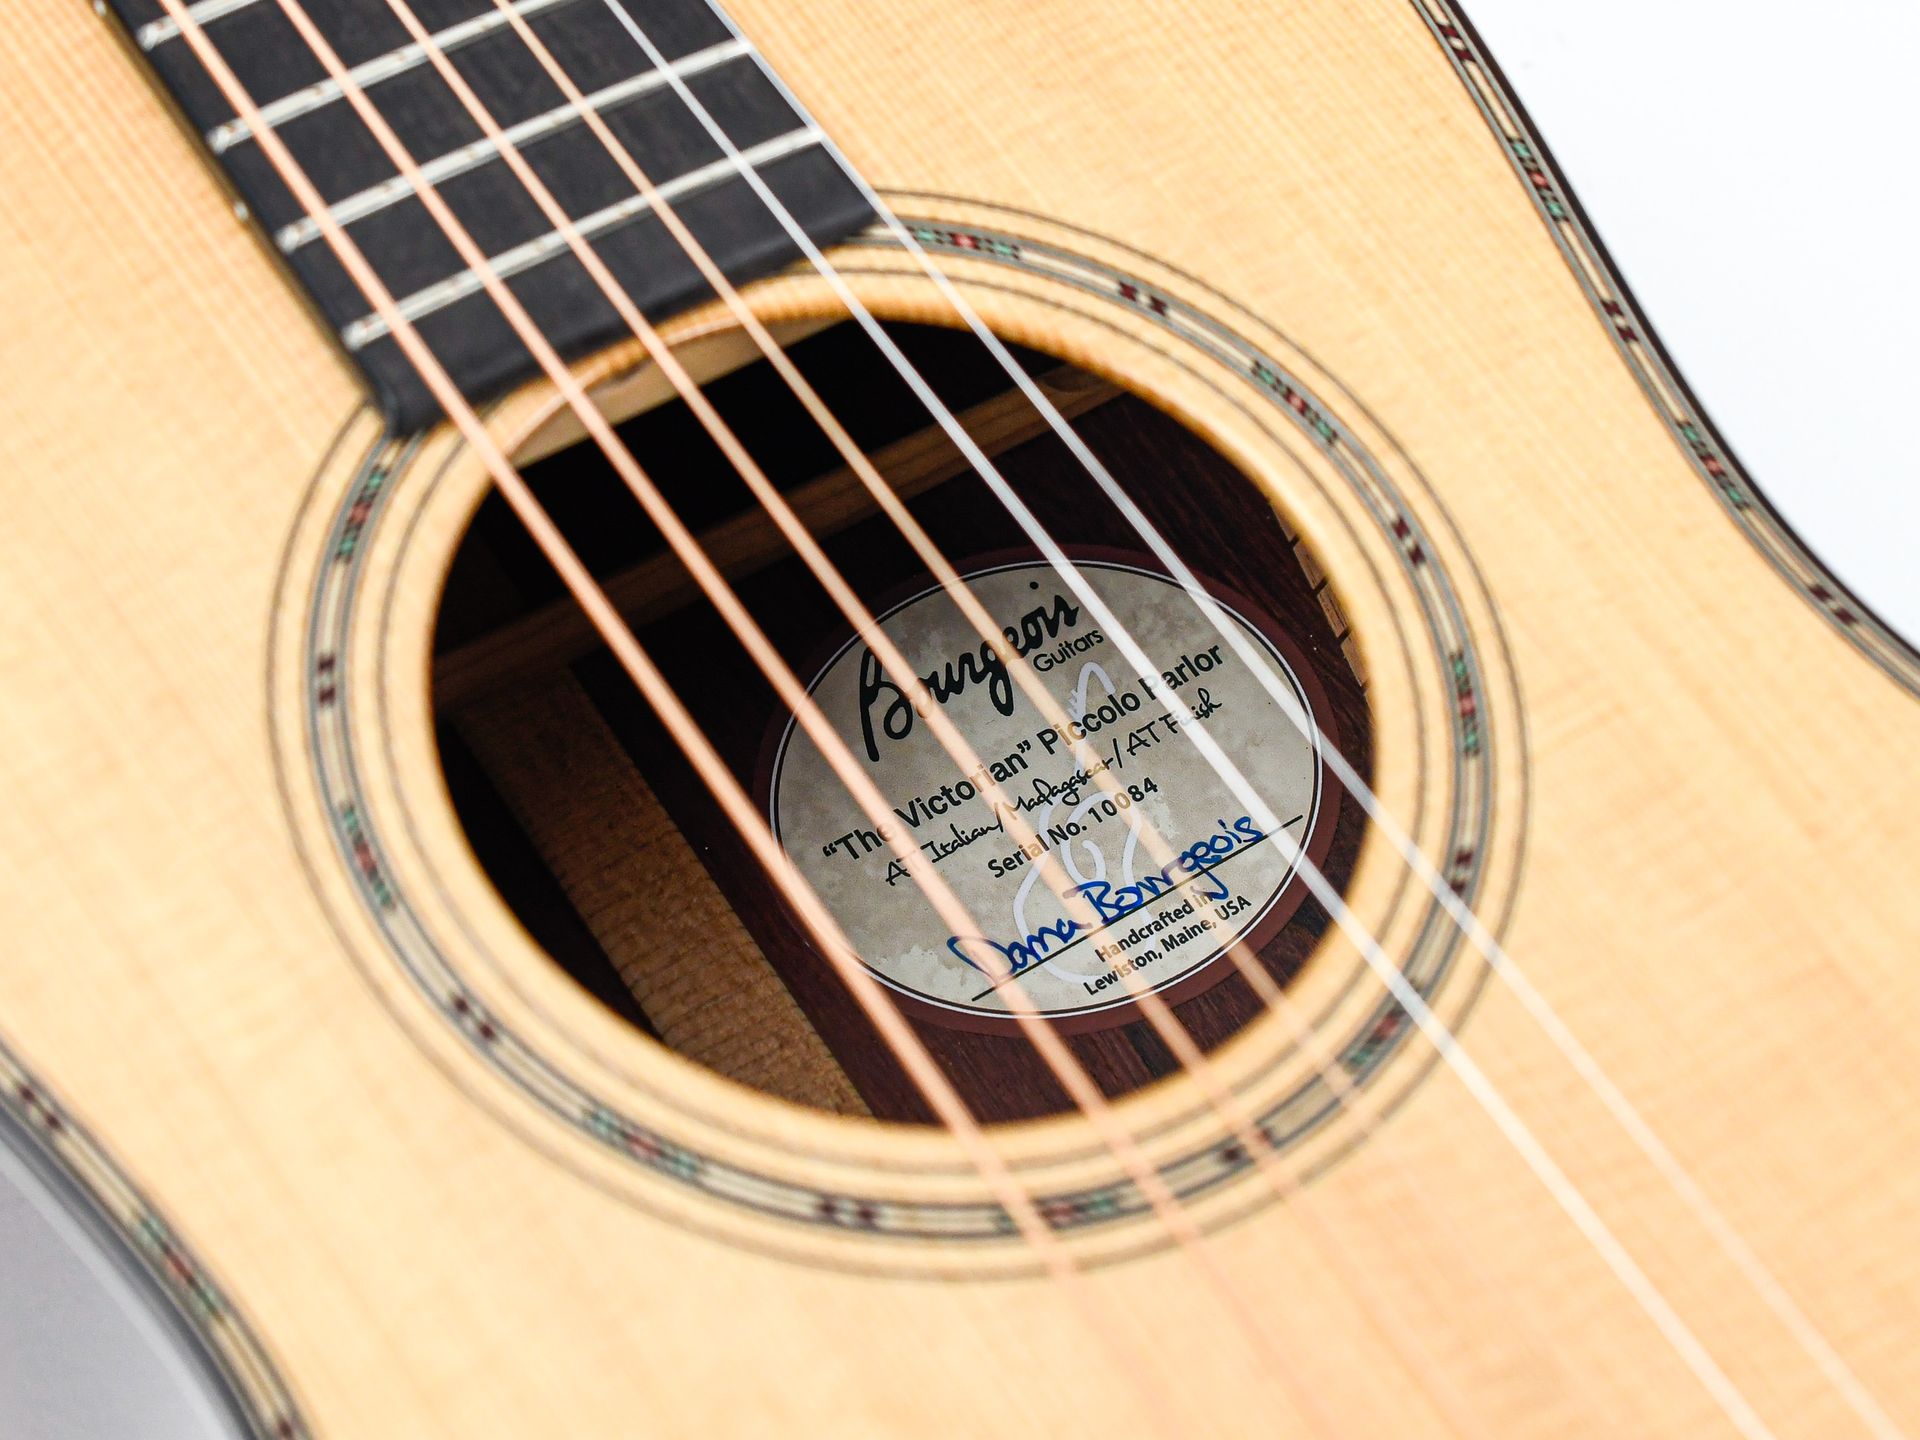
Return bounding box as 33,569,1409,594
364,3,1504,1428
144,3,1195,1431
166,0,1348,1423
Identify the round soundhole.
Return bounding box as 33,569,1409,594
430,321,1371,1123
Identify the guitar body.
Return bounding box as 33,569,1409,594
3,1,1917,1435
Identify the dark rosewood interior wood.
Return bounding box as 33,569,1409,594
434,321,1370,1124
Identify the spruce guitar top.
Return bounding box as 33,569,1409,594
2,0,1916,1435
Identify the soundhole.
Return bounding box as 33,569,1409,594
431,321,1371,1124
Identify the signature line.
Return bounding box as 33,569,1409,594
966,816,1302,1002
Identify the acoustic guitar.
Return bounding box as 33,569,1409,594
3,0,1915,1434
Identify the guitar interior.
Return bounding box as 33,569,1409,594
431,321,1371,1124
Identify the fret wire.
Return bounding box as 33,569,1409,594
274,37,751,253
103,0,876,424
136,0,259,50
339,126,824,348
204,0,584,154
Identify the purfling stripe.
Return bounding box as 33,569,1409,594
291,219,1497,1253
1411,0,1920,695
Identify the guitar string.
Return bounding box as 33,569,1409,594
186,0,1774,1430
359,1,1494,1429
521,0,1813,1429
106,20,1897,1431
292,0,1768,1428
542,2,1784,1434
160,0,1342,1424
407,0,1595,1422
142,5,1207,1434
253,2,1360,1418
155,1,1843,1434
593,1,1905,1433
453,0,1800,1426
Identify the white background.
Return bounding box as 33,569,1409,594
1463,2,1920,636
4,4,1916,1435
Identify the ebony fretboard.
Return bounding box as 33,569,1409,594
106,0,874,431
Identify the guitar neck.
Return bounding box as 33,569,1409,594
108,0,873,428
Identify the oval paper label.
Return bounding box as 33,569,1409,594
768,559,1327,1031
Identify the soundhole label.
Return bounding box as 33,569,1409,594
767,559,1331,1032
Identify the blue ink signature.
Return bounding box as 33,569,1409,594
945,815,1267,981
